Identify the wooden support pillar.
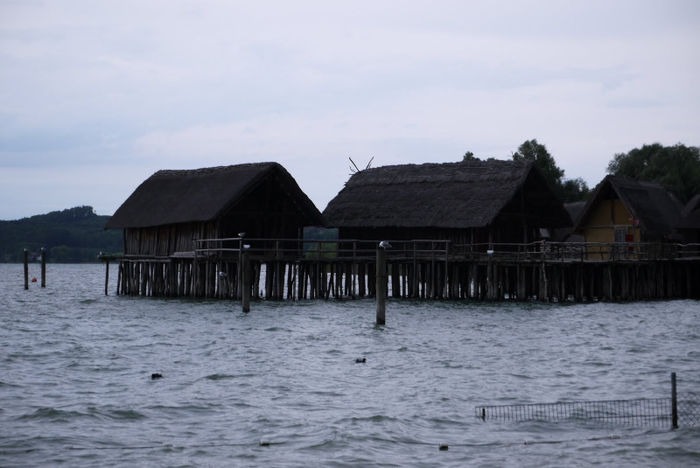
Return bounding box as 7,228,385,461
264,262,273,299
297,263,305,300
376,244,388,325
116,261,122,295
391,262,400,298
23,249,28,290
358,263,366,297
237,235,244,300
40,248,46,288
104,260,109,296
255,261,262,299
486,256,496,300
517,265,526,301
241,249,250,313
539,263,548,302
671,372,678,429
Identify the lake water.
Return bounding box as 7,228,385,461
1,263,699,467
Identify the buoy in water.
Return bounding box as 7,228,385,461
439,444,448,451
151,373,163,379
31,277,37,283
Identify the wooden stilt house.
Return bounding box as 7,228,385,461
105,162,323,256
572,175,684,259
322,159,571,246
573,175,682,244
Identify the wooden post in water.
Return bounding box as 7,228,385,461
376,241,390,325
40,248,46,288
671,372,678,429
102,253,109,296
23,249,29,290
241,247,250,313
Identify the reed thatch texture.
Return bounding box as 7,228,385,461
679,194,700,229
323,160,571,232
106,162,322,229
676,194,700,242
574,175,682,240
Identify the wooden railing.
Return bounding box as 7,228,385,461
190,238,700,263
193,237,450,262
453,241,700,262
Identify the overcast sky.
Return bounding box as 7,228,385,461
1,0,699,220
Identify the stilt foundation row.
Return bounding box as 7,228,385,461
114,257,700,302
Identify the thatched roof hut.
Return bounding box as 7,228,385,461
677,194,700,242
573,175,682,242
107,162,323,256
323,159,571,244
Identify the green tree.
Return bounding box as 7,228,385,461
462,151,479,161
512,139,565,189
560,177,590,203
512,139,588,202
607,143,700,204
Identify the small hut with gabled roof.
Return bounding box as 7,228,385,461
106,162,323,256
573,175,682,244
322,159,571,245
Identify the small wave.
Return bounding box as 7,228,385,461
344,414,400,424
145,404,221,415
204,373,235,381
427,416,464,426
107,409,146,420
17,407,95,422
0,380,22,389
79,299,97,305
304,333,328,342
507,373,535,380
440,361,463,369
309,390,346,397
585,360,613,367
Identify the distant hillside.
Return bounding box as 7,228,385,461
0,206,122,263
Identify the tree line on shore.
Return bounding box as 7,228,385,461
0,206,122,263
463,140,700,204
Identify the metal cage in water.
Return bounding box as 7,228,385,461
475,373,699,429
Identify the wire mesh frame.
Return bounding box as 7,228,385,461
475,397,699,428
677,398,700,427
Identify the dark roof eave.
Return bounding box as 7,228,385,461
105,162,323,229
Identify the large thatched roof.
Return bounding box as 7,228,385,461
106,162,322,229
574,175,682,239
323,159,571,229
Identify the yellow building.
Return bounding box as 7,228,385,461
574,176,682,259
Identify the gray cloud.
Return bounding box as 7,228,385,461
1,0,699,219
